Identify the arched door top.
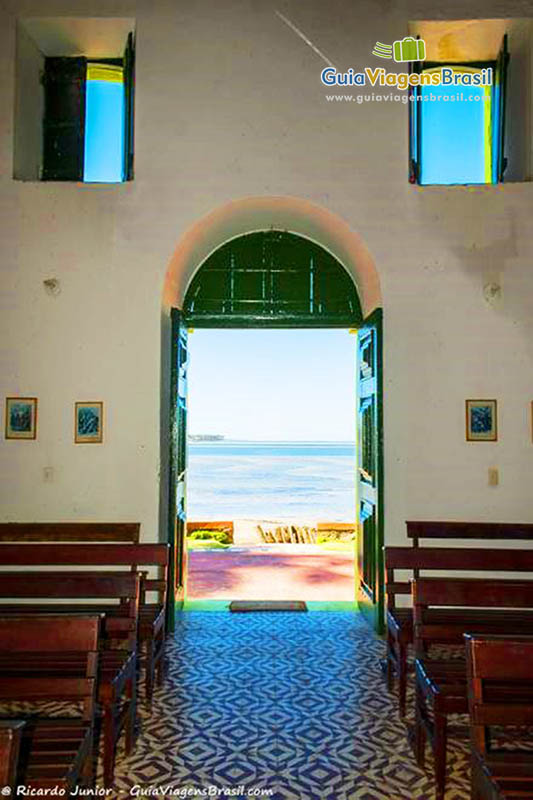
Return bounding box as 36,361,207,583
163,196,382,318
183,230,363,328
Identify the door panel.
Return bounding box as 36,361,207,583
356,310,384,633
167,309,188,628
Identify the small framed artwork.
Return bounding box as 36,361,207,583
5,397,38,440
465,399,497,442
75,401,103,444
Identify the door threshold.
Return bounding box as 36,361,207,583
230,600,307,612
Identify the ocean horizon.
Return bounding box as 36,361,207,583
187,439,356,523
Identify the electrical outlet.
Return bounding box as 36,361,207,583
488,467,499,486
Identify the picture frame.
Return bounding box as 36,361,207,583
465,399,497,442
75,401,103,444
5,397,38,440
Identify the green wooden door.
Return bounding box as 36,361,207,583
167,309,188,629
356,310,384,633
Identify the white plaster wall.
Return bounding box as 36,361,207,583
0,0,532,545
13,22,43,180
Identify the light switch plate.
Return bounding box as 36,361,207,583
488,467,499,486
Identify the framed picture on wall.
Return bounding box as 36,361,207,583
75,401,103,444
465,399,497,442
5,397,38,440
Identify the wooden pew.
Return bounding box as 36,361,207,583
406,521,533,547
0,572,140,787
0,720,25,790
412,578,533,800
466,635,533,800
0,521,140,543
0,615,100,793
385,545,533,717
0,542,169,704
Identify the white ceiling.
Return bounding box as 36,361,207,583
409,19,511,62
20,17,135,58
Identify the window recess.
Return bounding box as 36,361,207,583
42,34,134,183
409,35,508,186
14,19,135,183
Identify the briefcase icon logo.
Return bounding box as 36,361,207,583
393,37,426,62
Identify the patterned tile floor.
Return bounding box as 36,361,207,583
111,610,471,800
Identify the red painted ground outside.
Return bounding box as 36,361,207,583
186,545,356,601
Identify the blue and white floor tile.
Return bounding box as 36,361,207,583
111,611,470,799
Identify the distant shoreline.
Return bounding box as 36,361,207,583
189,438,355,444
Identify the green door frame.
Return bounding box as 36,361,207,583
166,231,384,631
356,308,384,634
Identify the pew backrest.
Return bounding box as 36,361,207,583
0,572,140,649
0,613,101,652
0,522,140,543
385,546,533,612
0,543,169,606
0,615,101,719
406,521,533,547
412,578,533,655
465,634,533,755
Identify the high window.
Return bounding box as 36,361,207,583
409,37,508,185
42,36,134,182
84,64,126,183
14,18,135,183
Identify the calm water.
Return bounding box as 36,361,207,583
187,441,356,522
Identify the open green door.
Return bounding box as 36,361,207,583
167,309,188,630
356,309,384,633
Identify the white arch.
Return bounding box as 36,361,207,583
163,196,381,317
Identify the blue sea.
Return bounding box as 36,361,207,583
187,441,356,522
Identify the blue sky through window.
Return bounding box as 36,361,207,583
419,78,490,185
188,329,356,441
84,67,125,183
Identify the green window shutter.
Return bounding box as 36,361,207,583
42,57,86,181
123,33,135,181
495,34,509,182
408,58,422,184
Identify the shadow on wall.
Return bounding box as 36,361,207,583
413,193,533,353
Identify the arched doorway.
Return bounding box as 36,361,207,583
162,199,383,633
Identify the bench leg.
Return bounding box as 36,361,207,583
145,639,156,707
386,631,395,691
414,681,426,768
433,711,448,800
157,646,166,687
102,704,117,788
398,641,408,718
470,754,485,800
80,734,96,788
125,670,137,754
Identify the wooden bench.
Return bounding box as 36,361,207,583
465,634,533,800
0,572,140,787
0,542,169,705
384,520,533,717
470,754,533,800
0,522,140,543
385,544,533,717
466,634,533,800
0,615,100,793
412,578,533,800
0,720,25,790
406,521,533,547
